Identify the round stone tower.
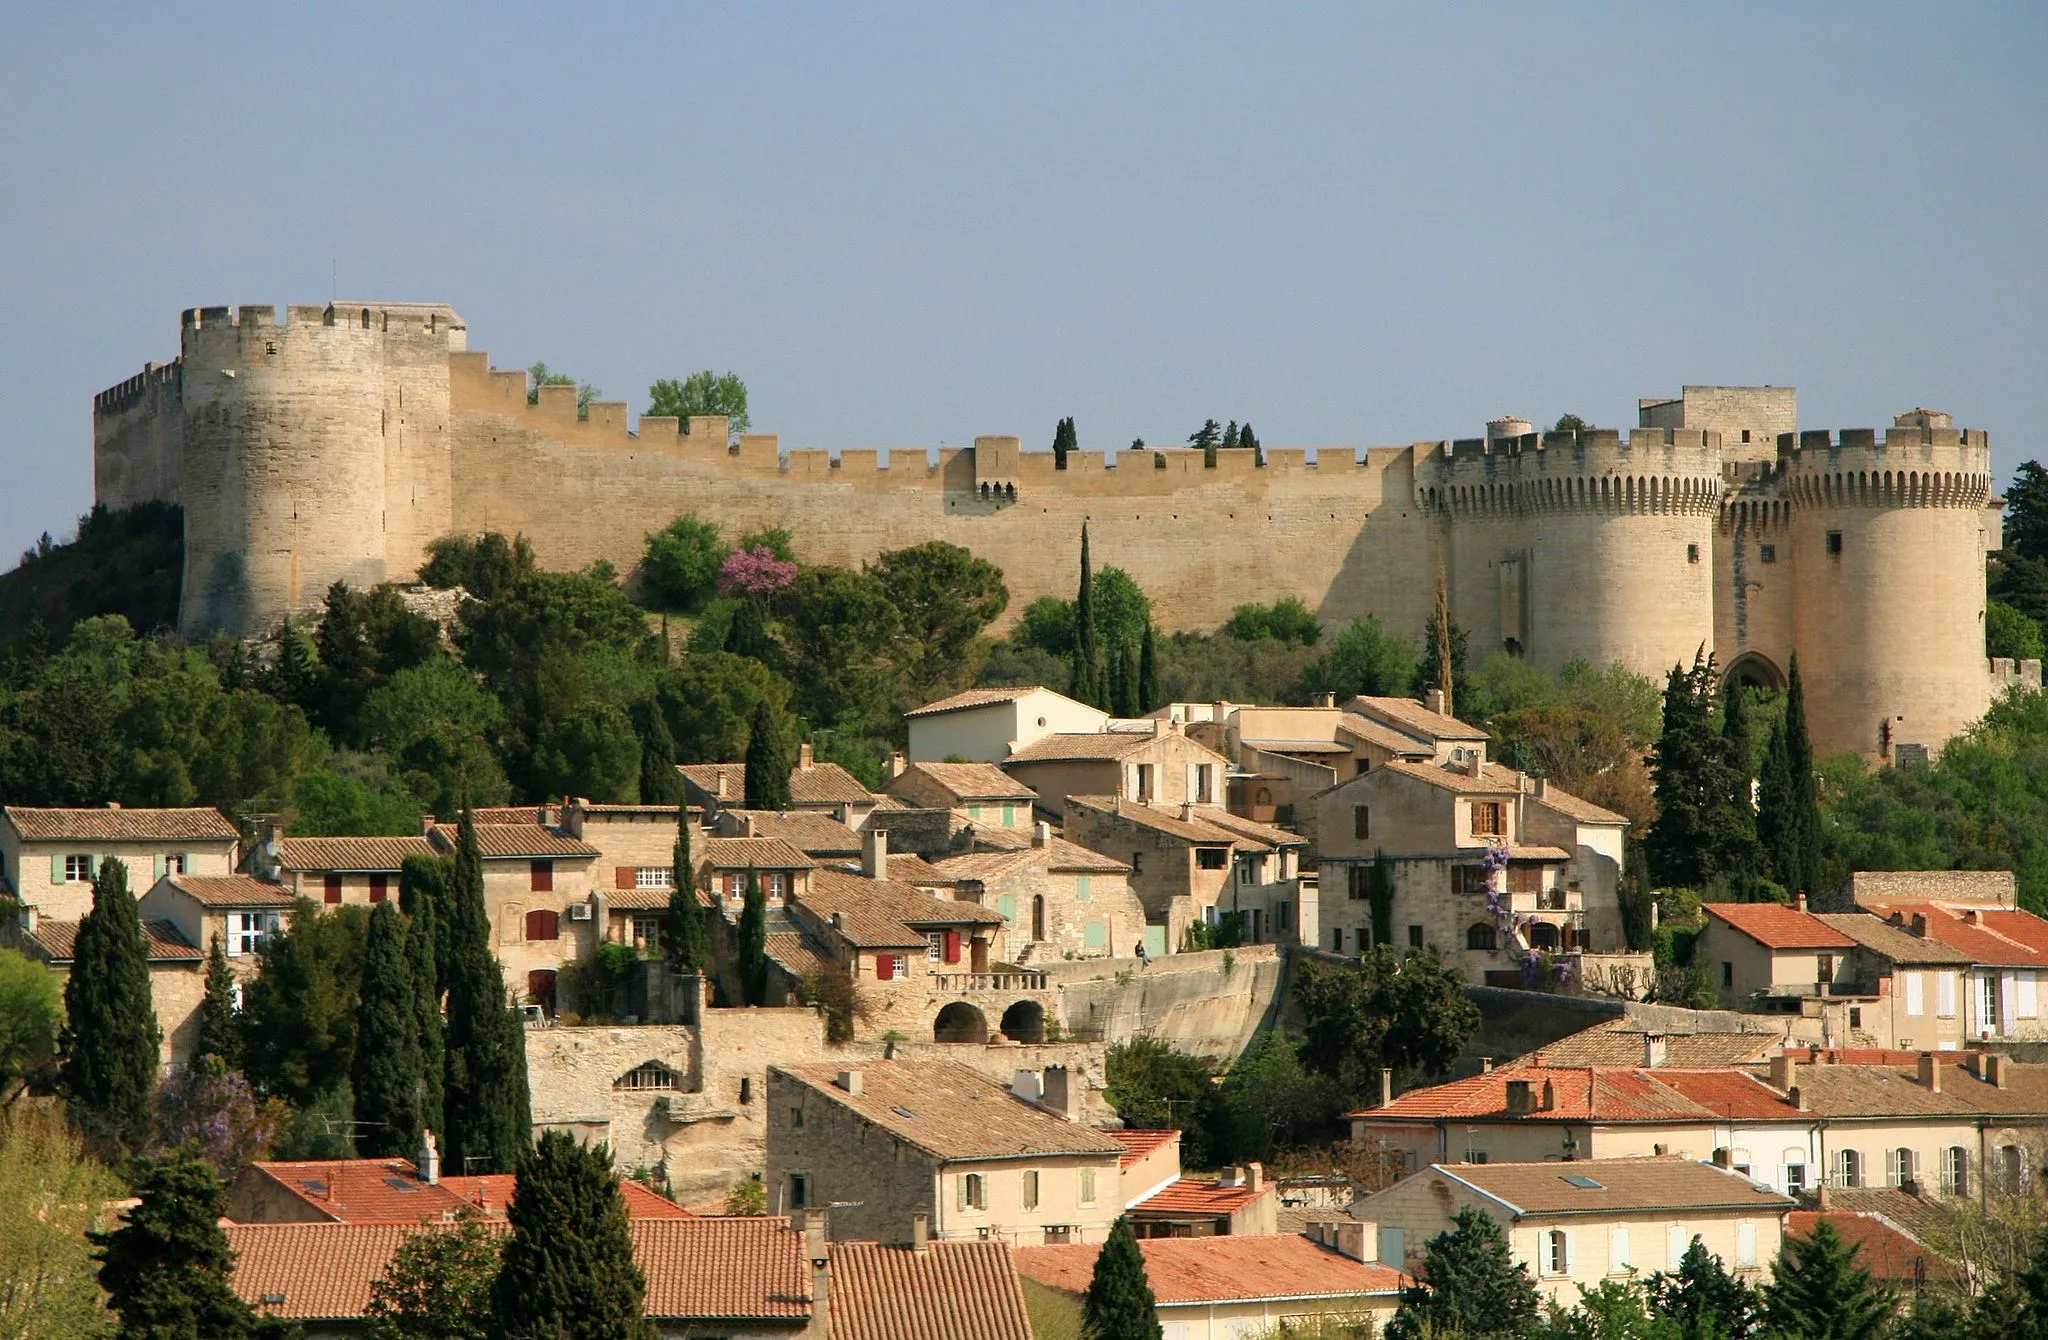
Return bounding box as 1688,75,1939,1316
1786,411,1994,759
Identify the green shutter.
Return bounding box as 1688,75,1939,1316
1076,875,1091,901
50,854,64,883
996,894,1016,927
1084,920,1108,950
153,855,167,881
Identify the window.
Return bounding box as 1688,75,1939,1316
367,873,390,904
530,860,554,893
1784,1152,1807,1194
789,1173,810,1209
1736,1221,1758,1268
1079,1168,1097,1206
1196,847,1228,871
636,866,673,889
1827,530,1843,556
959,1173,987,1211
525,909,560,941
1471,802,1506,837
1889,1148,1918,1188
615,1061,680,1091
1996,1145,2027,1195
967,804,982,820
765,872,788,901
1331,928,1344,952
1722,961,1734,989
1545,1229,1570,1276
1349,866,1371,901
1076,875,1092,901
324,872,344,906
1467,923,1496,951
1022,1170,1040,1210
1905,971,1925,1015
1938,971,1957,1019
1687,543,1700,564
928,932,945,962
1002,803,1017,827
1668,1227,1689,1269
1507,865,1541,895
1835,1149,1863,1188
1453,866,1490,895
1131,852,1143,875
166,853,189,875
1760,544,1777,564
1353,805,1371,840
229,910,279,957
1408,925,1424,949
2022,972,2040,1018
876,953,905,981
791,1106,804,1128
1609,1227,1631,1274
62,854,93,883
1943,1146,1969,1197
631,915,661,948
1741,429,1752,443
1848,1006,1863,1030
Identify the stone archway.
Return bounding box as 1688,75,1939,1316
1000,1000,1046,1044
1723,652,1786,692
933,1001,989,1044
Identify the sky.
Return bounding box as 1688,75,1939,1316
1,3,2042,561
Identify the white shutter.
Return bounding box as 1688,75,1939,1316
2003,974,2020,1030
1609,1227,1630,1271
1668,1226,1687,1268
1905,972,1924,1016
1938,971,1957,1018
2021,972,2039,1019
1737,1221,1758,1267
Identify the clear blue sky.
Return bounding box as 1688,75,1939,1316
2,4,2042,561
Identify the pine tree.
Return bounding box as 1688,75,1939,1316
58,856,161,1160
1070,523,1103,709
666,817,709,974
1189,419,1222,468
404,877,445,1140
1648,1237,1762,1339
1082,1215,1162,1340
1758,655,1825,901
632,699,683,806
1137,624,1159,716
441,808,531,1175
738,871,769,1007
490,1131,653,1340
94,1154,265,1339
1223,420,1240,449
1762,1219,1894,1340
194,932,243,1072
353,901,424,1158
744,698,793,809
1386,1204,1542,1340
1241,422,1264,467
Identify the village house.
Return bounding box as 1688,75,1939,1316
935,824,1140,963
423,821,601,1017
1850,872,2048,1042
1351,1157,1794,1303
226,1142,690,1224
678,745,880,827
252,834,434,907
1000,721,1233,822
1063,795,1306,954
698,835,814,911
903,685,1109,763
881,761,1039,834
1164,698,1437,839
1126,1161,1279,1238
0,804,242,921
6,903,206,1066
766,1060,1127,1246
713,809,865,863
1014,1228,1409,1339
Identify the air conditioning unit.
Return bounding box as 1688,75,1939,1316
568,903,594,921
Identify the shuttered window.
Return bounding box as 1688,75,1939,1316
525,909,560,941
530,861,554,893
324,872,343,905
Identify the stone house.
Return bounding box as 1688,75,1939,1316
697,836,814,912
1000,723,1231,820
1013,1230,1409,1339
225,1149,690,1224
1312,752,1628,983
253,835,434,908
903,685,1108,763
766,1060,1127,1246
1062,796,1302,955
1166,699,1436,839
1,805,242,922
563,799,685,893
678,745,879,827
1351,1158,1793,1304
423,821,601,1015
881,761,1039,835
712,809,864,863
1851,876,2048,1042
7,903,207,1067
934,827,1140,964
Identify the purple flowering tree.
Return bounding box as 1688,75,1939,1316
154,1059,289,1174
718,545,797,599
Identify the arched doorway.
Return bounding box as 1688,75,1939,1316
1000,1000,1046,1044
1723,652,1786,692
933,1002,988,1044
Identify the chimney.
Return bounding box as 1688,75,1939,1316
1319,693,1336,709
1988,1054,2010,1089
1042,1065,1075,1120
1151,717,1166,737
1180,801,1196,821
1247,1162,1263,1194
1012,1070,1044,1103
417,1130,440,1185
1480,1057,1494,1074
1795,892,1808,913
1643,1034,1667,1068
1540,1079,1557,1112
16,904,34,936
888,750,905,780
1789,1085,1808,1112
1033,821,1050,849
104,801,121,810
862,829,890,883
1911,913,1928,937
1533,777,1548,799
1380,1068,1394,1109
799,741,815,770
1425,688,1447,715
1964,909,1982,925
421,814,437,836
716,771,729,800
1918,1052,1941,1093
837,1070,863,1097
1505,1080,1533,1116
1815,1180,1830,1210
1711,1147,1730,1168
1220,1166,1244,1188
910,1210,929,1254
1770,1053,1798,1092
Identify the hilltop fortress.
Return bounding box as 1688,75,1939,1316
93,302,2029,759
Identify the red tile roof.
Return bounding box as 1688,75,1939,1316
829,1241,1034,1340
1786,1211,1957,1284
1704,902,1855,950
231,1159,689,1225
1360,1066,1726,1123
1863,901,2048,969
274,835,435,873
428,824,598,859
165,875,296,908
1132,1177,1272,1217
1014,1233,1407,1306
4,805,241,842
788,761,878,806
1109,1127,1181,1168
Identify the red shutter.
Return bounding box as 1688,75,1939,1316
616,866,637,890
876,953,895,981
525,909,560,941
530,860,554,892
368,875,388,904
944,931,961,963
323,872,343,905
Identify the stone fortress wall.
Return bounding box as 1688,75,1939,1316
93,303,2031,758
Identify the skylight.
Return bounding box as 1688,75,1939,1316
892,1106,918,1119
1561,1175,1604,1189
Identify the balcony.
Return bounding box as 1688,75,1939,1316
928,970,1049,993
1509,888,1583,915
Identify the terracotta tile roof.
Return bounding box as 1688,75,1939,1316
166,874,296,908
1347,695,1490,742
1863,901,2048,968
1512,773,1629,825
1815,1187,1951,1244
1014,1234,1408,1306
1132,1177,1272,1217
904,686,1044,718
229,1222,419,1321
233,1159,691,1226
1360,1066,1728,1123
1243,738,1354,755
606,887,675,910
19,917,201,962
892,762,1037,803
3,805,241,843
1850,870,2017,906
274,835,435,873
573,802,683,816
773,1061,1127,1161
428,823,598,859
1787,1211,1958,1283
1378,758,1521,796
1109,1127,1181,1167
468,805,549,825
676,763,747,802
1004,732,1157,764
766,932,830,980
1811,913,1976,965
1704,902,1855,950
935,840,1131,883
829,1240,1034,1340
1650,1070,1803,1121
1426,1157,1796,1217
1333,716,1437,755
799,867,1004,949
789,761,877,806
885,853,961,887
1063,796,1248,848
726,810,864,856
699,836,814,870
1194,809,1307,848
1522,1022,1778,1068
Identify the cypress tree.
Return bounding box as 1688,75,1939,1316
193,932,242,1073
1368,849,1396,949
353,900,424,1158
1647,650,1753,889
441,808,531,1174
1719,677,1764,895
1109,640,1138,717
1223,420,1240,449
1070,524,1103,709
738,870,769,1006
1759,655,1825,901
1082,1215,1162,1340
1053,416,1074,471
1762,1220,1894,1340
490,1131,654,1340
94,1154,264,1339
401,852,456,998
1386,1204,1542,1340
666,816,709,974
1648,1237,1762,1340
1242,421,1264,467
58,856,161,1160
744,698,793,809
1137,623,1159,716
1619,839,1656,952
404,872,445,1140
632,699,683,806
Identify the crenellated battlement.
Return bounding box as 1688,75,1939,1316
1417,427,1726,518
93,359,182,414
1778,423,1991,511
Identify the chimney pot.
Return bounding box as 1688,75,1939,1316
421,814,437,836
1041,1065,1075,1120
862,829,890,883
888,750,906,780
1918,1052,1941,1093
838,1070,863,1096
1790,1084,1807,1111
1033,821,1050,849
1425,688,1446,715
1795,892,1807,913
1380,1067,1394,1109
1180,801,1196,821
1319,693,1335,709
1534,777,1548,799
1770,1053,1797,1091
911,1210,929,1253
799,741,814,769
1643,1033,1667,1068
1247,1161,1263,1193
1480,1057,1494,1074
1989,1053,2010,1088
417,1130,440,1185
1540,1078,1556,1112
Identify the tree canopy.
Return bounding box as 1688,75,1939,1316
645,371,749,442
